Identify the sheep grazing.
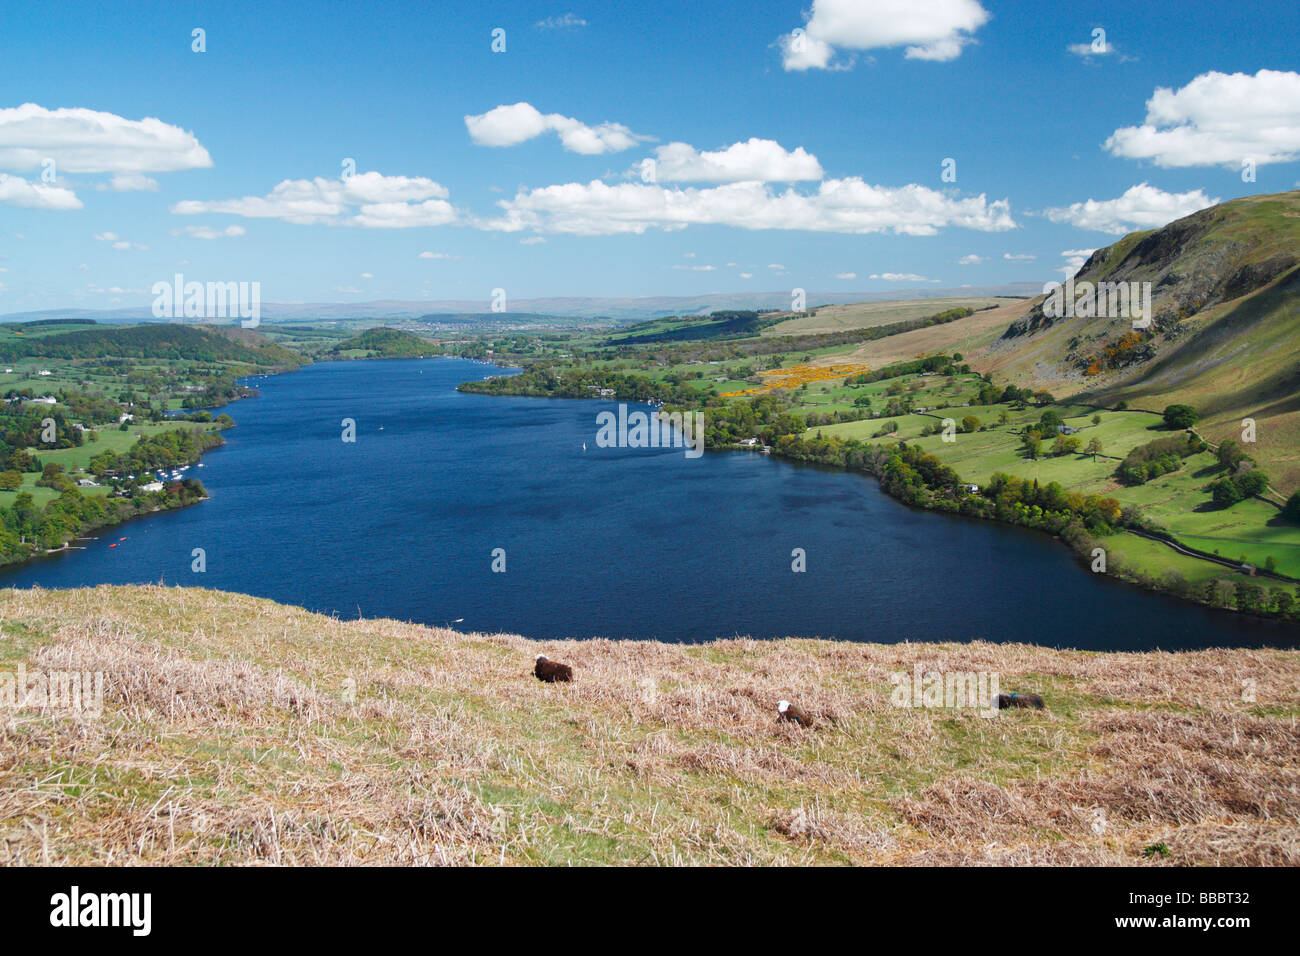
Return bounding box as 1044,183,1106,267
776,699,814,728
534,654,573,683
996,692,1045,710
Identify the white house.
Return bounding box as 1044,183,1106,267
141,481,164,492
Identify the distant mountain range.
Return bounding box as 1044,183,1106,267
0,283,1043,325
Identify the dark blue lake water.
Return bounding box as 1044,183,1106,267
2,358,1294,650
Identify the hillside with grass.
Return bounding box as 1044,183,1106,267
1,585,1296,866
331,327,440,358
976,190,1300,491
0,322,306,369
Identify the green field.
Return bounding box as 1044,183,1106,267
801,371,1300,581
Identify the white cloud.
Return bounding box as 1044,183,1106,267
173,171,456,228
652,138,823,182
672,264,716,271
171,224,246,239
767,263,786,270
1058,248,1097,278
536,13,587,29
360,272,374,279
94,231,147,250
465,102,645,154
0,103,211,176
1105,70,1300,168
0,172,82,209
835,271,857,279
419,250,460,258
957,254,985,264
780,0,990,70
477,178,1014,236
96,173,160,192
1044,183,1218,234
1067,37,1117,58
1003,252,1036,260
870,272,940,282
739,272,753,279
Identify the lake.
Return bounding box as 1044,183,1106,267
2,357,1294,650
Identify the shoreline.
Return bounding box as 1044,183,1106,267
457,373,1299,627
8,353,1293,640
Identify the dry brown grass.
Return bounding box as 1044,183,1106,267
1,584,1297,866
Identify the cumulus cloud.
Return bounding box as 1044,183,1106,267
957,254,985,264
418,250,459,258
465,102,645,154
0,103,211,175
1003,252,1036,260
835,271,857,279
1105,70,1300,168
1043,183,1218,234
476,178,1014,236
172,171,457,228
780,0,990,70
672,263,716,271
1058,249,1097,279
171,224,246,239
0,172,82,209
651,138,823,182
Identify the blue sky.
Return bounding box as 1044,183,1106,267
1,0,1298,313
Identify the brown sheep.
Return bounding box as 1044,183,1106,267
534,654,573,683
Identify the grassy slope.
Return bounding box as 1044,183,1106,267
812,394,1300,575
823,298,1036,368
762,297,1016,336
1,585,1297,865
975,191,1300,492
